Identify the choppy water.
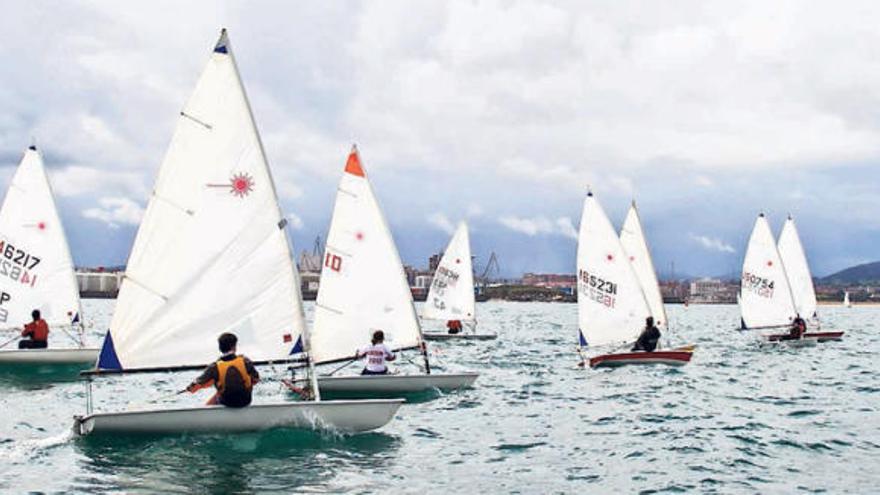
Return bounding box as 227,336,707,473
1,300,878,493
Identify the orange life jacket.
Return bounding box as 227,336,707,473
215,356,252,394
23,319,49,341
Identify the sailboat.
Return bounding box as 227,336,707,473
0,146,98,365
739,214,814,346
777,216,843,341
843,291,852,308
73,30,402,436
294,147,479,395
576,193,693,368
422,222,496,341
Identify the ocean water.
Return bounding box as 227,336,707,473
0,300,878,493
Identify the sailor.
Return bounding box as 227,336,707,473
446,319,463,334
355,330,396,375
631,316,661,352
186,332,260,407
18,309,49,349
788,316,807,339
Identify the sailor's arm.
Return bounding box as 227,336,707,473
244,357,260,384
186,363,218,392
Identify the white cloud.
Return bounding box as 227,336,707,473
556,217,578,240
49,166,147,198
689,233,735,254
287,212,304,230
82,197,144,229
499,215,577,240
427,212,455,234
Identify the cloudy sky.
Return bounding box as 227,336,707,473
2,1,880,278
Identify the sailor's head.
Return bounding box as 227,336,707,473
372,330,385,345
31,309,41,321
645,316,654,327
218,332,238,354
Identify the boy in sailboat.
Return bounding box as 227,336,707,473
356,330,396,375
446,320,463,334
186,332,260,407
18,309,49,349
631,317,661,352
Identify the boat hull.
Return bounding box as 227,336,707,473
422,333,497,341
589,350,693,368
762,334,818,347
803,331,845,342
73,399,404,436
309,373,479,394
0,348,99,364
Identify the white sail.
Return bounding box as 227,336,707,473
777,216,817,320
740,214,797,329
423,222,476,322
310,147,422,365
843,291,851,308
97,30,306,370
0,146,81,330
577,192,651,348
619,202,667,330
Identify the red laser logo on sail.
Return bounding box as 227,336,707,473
207,172,254,198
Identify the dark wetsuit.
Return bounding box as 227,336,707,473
632,325,661,352
782,317,807,340
192,354,260,407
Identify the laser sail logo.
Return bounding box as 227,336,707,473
208,172,254,198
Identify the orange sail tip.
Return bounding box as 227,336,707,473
344,146,365,177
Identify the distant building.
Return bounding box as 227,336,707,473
76,268,124,298
428,253,442,272
689,278,737,304
414,274,433,289
522,273,576,291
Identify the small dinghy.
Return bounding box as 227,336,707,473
739,214,815,346
299,148,478,396
843,291,851,308
777,216,844,341
575,195,692,368
421,222,497,341
0,146,98,365
75,30,402,436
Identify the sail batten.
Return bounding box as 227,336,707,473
0,147,82,331
577,193,651,348
423,222,476,322
98,30,306,371
310,147,422,365
740,214,797,329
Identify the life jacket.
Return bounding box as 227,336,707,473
215,356,252,395
24,319,49,342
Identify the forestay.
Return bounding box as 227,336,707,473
0,147,81,330
423,222,476,322
777,216,817,320
619,202,667,330
577,192,651,348
97,30,306,370
740,214,797,329
310,148,422,365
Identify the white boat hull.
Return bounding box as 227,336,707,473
310,373,479,393
74,399,404,436
0,347,99,364
422,333,497,341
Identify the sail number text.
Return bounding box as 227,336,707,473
0,240,39,287
324,253,342,272
742,271,774,298
578,269,617,308
0,291,9,323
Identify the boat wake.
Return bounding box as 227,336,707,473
0,429,73,463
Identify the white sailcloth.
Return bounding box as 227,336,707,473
577,192,651,348
0,146,81,330
97,30,306,370
619,202,667,330
777,216,817,320
843,291,851,308
740,214,797,329
423,222,476,322
310,147,422,364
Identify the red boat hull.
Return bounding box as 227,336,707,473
589,350,693,368
766,331,845,343
803,331,845,342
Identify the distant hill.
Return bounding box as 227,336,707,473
819,261,880,285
